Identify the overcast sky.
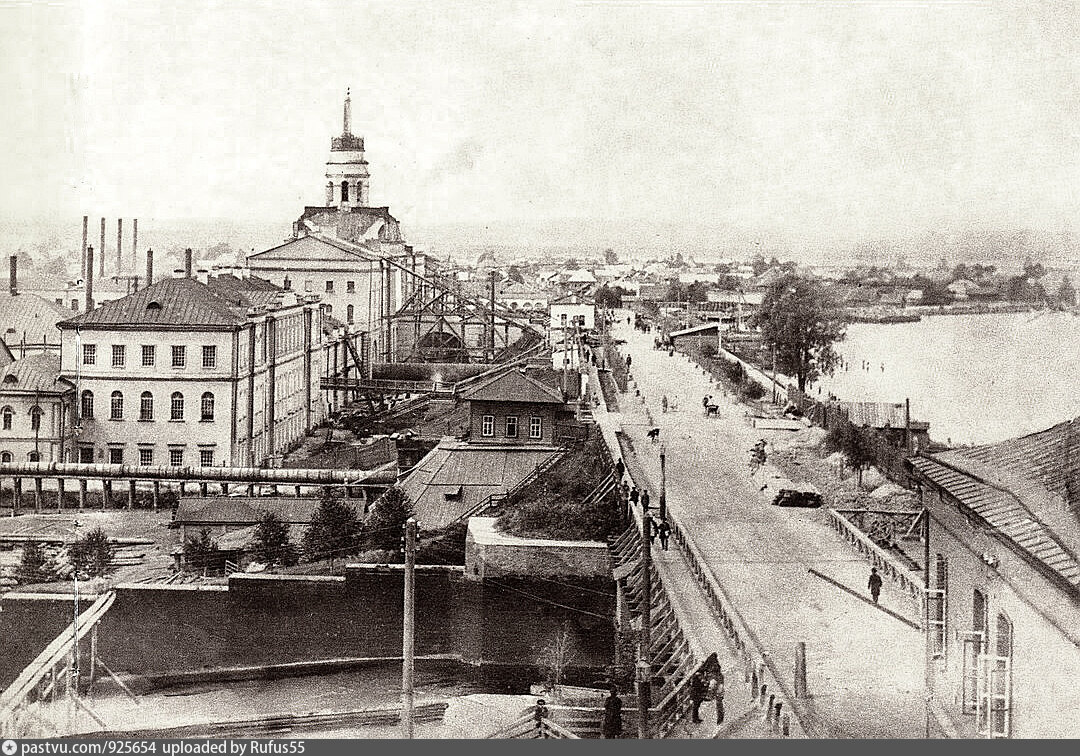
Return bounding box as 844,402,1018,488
2,0,1078,253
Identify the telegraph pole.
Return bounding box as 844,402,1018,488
658,444,667,522
923,507,932,738
637,515,652,739
402,517,417,739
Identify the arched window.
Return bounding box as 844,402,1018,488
80,390,94,420
170,392,185,421
346,304,354,323
29,406,42,432
140,391,154,421
996,613,1012,659
28,451,40,462
1,406,12,431
110,391,124,420
0,451,10,464
283,276,292,290
201,392,215,422
340,181,349,202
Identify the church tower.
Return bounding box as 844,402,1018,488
325,89,370,207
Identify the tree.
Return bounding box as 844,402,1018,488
538,621,576,697
183,528,219,575
70,527,114,577
603,248,619,265
564,258,580,270
18,540,55,583
302,493,364,568
366,486,415,553
750,273,846,392
751,254,768,277
251,512,298,567
1058,276,1077,308
506,265,525,284
826,423,876,488
594,284,627,309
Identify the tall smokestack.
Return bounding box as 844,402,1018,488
9,255,17,296
99,218,106,278
81,216,88,280
117,218,123,274
184,248,193,278
85,246,95,312
132,219,138,269
146,248,154,287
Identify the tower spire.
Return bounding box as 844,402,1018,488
343,88,352,135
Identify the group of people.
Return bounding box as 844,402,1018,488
600,664,727,738
615,459,671,550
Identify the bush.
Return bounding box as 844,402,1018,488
70,527,114,577
17,540,56,584
740,381,766,401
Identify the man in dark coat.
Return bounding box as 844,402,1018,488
629,487,640,507
656,519,671,551
689,671,706,723
601,686,623,738
641,489,651,512
869,567,883,604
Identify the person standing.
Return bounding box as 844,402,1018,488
689,671,706,723
657,519,671,551
710,667,725,725
641,489,651,512
601,686,623,739
629,487,640,508
615,458,625,481
868,567,883,604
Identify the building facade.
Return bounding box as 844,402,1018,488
461,370,568,446
57,273,328,468
0,352,74,464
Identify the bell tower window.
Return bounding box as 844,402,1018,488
341,181,349,203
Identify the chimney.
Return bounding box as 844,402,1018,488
85,246,95,311
132,218,138,269
81,216,88,279
9,255,17,296
184,248,193,278
99,218,106,278
117,218,123,274
146,248,154,286
196,268,210,285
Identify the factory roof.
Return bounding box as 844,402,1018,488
0,293,70,345
57,275,294,330
0,353,73,395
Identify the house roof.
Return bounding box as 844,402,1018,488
0,353,73,395
460,369,564,405
400,441,560,528
566,269,597,283
911,417,1080,592
0,293,71,344
670,323,719,339
58,275,289,330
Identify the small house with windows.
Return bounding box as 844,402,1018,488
460,369,567,446
0,349,75,464
909,417,1080,738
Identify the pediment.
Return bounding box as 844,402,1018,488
248,235,369,264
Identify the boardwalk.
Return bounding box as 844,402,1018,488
605,313,934,739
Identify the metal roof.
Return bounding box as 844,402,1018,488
0,293,70,344
910,455,1080,589
175,496,363,525
0,353,73,395
58,275,287,330
460,369,564,405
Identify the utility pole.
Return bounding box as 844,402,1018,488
402,516,417,739
923,507,932,739
637,515,652,739
771,345,778,404
658,444,667,522
69,519,81,733
489,270,496,361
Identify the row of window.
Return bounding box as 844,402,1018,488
83,344,217,369
284,279,359,294
95,446,215,467
480,415,543,439
0,451,41,463
80,390,215,422
1,406,44,432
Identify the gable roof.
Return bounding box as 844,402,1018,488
175,496,363,525
0,292,71,344
248,234,380,264
57,275,286,330
460,369,564,405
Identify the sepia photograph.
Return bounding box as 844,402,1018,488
1,0,1079,741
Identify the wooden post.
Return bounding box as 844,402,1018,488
152,481,160,511
57,477,65,511
34,477,43,513
221,482,229,496
14,477,22,513
89,624,98,697
78,479,87,509
128,480,136,509
923,507,932,739
200,482,208,497
794,642,807,698
659,444,667,523
402,517,417,738
102,480,112,509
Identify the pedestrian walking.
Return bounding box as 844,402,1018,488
641,489,651,512
615,458,625,480
657,519,671,551
629,487,640,507
709,667,726,725
626,354,633,369
661,395,669,413
689,671,706,723
868,567,883,604
702,395,709,414
601,686,623,739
